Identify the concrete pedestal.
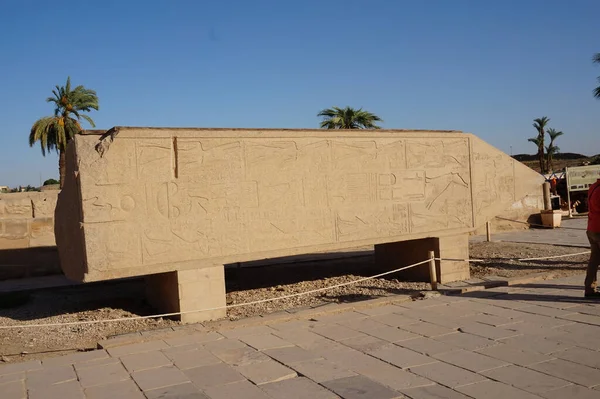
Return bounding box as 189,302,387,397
145,265,226,323
374,234,470,284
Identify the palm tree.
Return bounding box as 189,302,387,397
532,117,550,173
29,77,99,188
546,128,564,172
317,106,383,129
594,53,600,99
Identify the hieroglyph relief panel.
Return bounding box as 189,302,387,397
76,134,480,271
470,137,518,228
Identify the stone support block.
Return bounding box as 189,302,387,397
374,233,469,284
145,265,226,324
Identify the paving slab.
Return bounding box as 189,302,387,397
42,350,109,367
368,344,438,369
163,331,224,347
314,311,369,323
529,358,600,387
0,360,42,376
271,328,331,347
288,358,357,383
106,340,169,357
84,379,145,399
321,375,402,399
0,371,24,385
540,384,600,399
455,380,545,399
0,380,26,399
400,384,472,399
204,380,272,399
458,321,523,340
399,322,457,338
499,335,571,354
482,364,571,394
356,324,421,343
466,313,521,327
235,359,297,385
260,377,340,399
28,380,84,399
76,361,130,388
433,331,498,351
371,313,420,328
210,346,270,366
476,343,555,366
408,361,487,388
219,325,276,338
263,346,323,365
396,337,458,356
144,382,209,399
120,350,171,372
310,324,366,341
239,333,295,350
183,363,245,389
317,348,434,390
553,346,600,368
26,365,77,389
132,365,191,391
338,334,389,352
431,349,509,372
162,345,222,369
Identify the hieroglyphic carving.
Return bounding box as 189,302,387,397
470,138,522,227
335,204,409,242
136,139,172,181
177,140,244,182
59,129,543,280
406,139,469,171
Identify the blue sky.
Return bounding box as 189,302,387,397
1,0,599,187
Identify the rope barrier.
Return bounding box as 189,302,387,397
494,216,587,231
0,259,433,329
0,240,592,330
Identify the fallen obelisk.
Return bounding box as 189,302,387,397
55,127,543,322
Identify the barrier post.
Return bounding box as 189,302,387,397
428,250,438,290
486,221,492,242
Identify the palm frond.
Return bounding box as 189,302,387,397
80,114,96,128
30,77,99,157
318,106,382,129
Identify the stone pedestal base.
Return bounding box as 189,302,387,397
145,265,227,324
374,234,470,284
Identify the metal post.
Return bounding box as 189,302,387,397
542,182,551,211
566,167,572,218
486,221,492,242
428,250,437,291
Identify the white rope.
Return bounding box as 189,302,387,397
1,250,592,330
0,259,432,330
436,251,590,263
435,257,485,263
517,251,591,262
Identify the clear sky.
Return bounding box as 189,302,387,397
1,0,599,187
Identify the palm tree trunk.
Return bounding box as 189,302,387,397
59,149,66,189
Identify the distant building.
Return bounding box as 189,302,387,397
0,185,8,193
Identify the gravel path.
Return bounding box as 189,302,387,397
0,241,589,363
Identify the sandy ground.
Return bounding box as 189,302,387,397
0,241,590,363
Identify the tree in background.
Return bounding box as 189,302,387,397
317,106,383,129
43,178,59,186
29,77,99,188
532,117,550,173
594,53,600,99
545,128,564,172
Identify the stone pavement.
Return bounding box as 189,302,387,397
471,218,589,247
2,274,600,398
